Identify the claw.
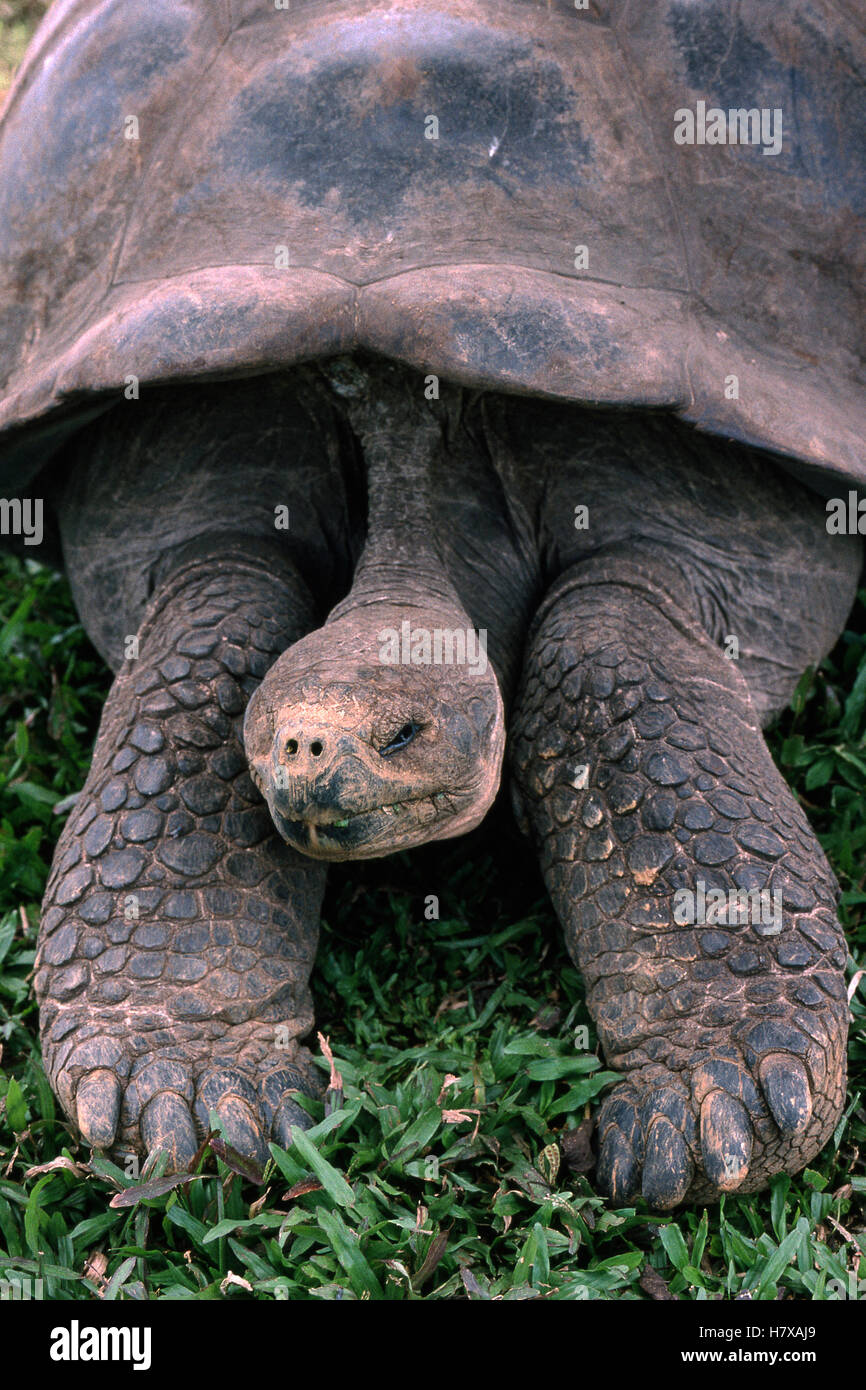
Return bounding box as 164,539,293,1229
596,1093,641,1201
212,1095,270,1167
75,1068,121,1149
596,1126,640,1201
758,1053,813,1137
195,1068,270,1165
700,1089,752,1191
141,1092,199,1172
260,1064,315,1146
271,1095,312,1148
641,1116,693,1209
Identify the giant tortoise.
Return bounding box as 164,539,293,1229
0,0,863,1209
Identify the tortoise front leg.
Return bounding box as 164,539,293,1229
35,544,326,1171
511,549,848,1207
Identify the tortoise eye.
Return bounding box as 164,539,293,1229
378,721,421,757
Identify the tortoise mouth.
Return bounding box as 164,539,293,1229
273,790,463,861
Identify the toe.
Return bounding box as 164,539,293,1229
639,1088,694,1209
596,1093,641,1201
141,1092,199,1172
642,1117,693,1209
271,1096,312,1147
691,1057,763,1120
758,1053,813,1137
212,1096,269,1168
123,1057,195,1164
75,1068,122,1148
700,1089,752,1191
260,1066,314,1147
196,1069,269,1167
260,1064,315,1116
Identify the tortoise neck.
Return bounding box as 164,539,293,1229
329,391,467,621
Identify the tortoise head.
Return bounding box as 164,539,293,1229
243,603,505,861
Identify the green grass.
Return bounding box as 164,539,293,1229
0,550,865,1301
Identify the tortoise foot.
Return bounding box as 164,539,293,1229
595,1027,835,1208
35,548,326,1172
48,1012,319,1172
512,553,849,1206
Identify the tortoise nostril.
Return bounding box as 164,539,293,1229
279,733,327,763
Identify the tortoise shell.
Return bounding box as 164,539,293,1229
0,0,863,493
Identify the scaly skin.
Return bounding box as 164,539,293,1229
34,545,326,1170
511,552,848,1207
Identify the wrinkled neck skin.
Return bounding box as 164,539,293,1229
329,384,468,616
245,365,506,861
